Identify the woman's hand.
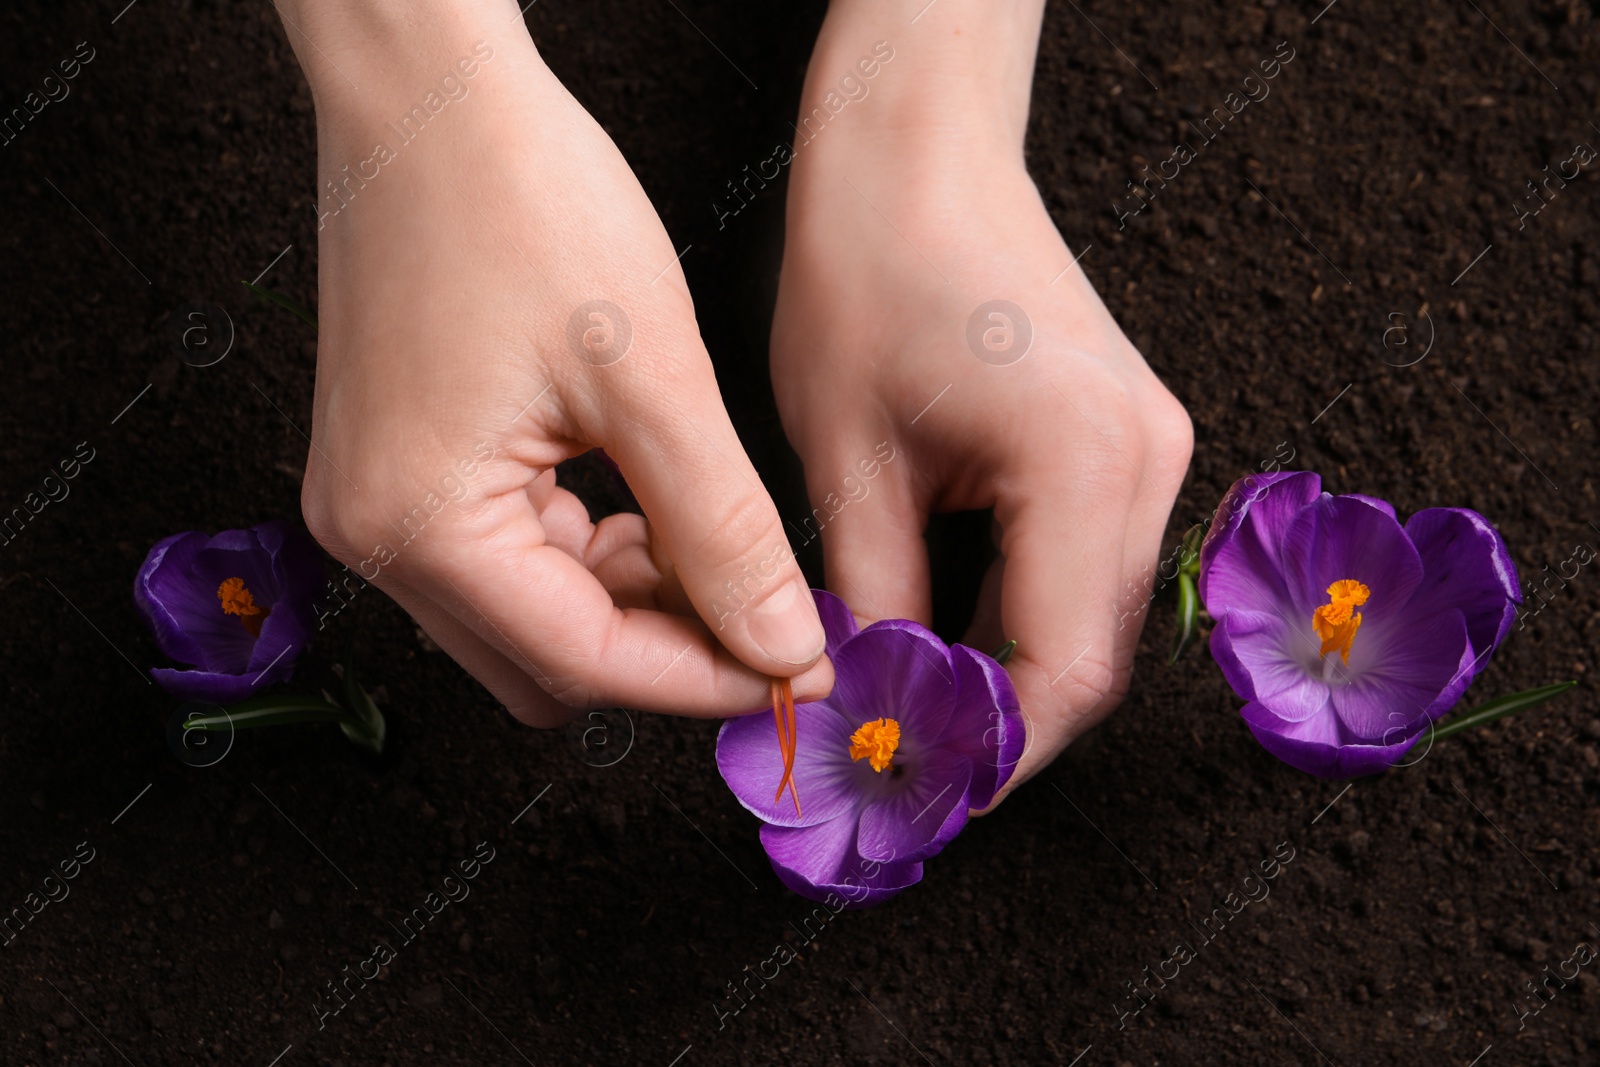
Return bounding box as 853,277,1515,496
278,0,831,725
772,1,1192,803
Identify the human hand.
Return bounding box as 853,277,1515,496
771,2,1192,803
278,0,831,725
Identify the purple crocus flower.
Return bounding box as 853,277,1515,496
717,590,1025,906
1199,471,1520,778
134,521,324,703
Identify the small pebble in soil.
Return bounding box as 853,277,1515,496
268,909,284,930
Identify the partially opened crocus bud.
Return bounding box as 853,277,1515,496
134,521,324,703
1199,471,1521,778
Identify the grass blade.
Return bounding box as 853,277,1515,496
1432,680,1577,740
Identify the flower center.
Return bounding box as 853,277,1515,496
217,577,269,638
848,718,900,773
1312,578,1369,665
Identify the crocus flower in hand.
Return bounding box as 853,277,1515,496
717,590,1025,906
134,521,324,703
1199,471,1520,778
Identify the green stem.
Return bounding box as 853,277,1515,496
1432,681,1577,741
182,695,351,732
1169,571,1199,665
241,280,318,328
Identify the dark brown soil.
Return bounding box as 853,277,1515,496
3,1,1599,1065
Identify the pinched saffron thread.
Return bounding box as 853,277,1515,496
770,677,800,816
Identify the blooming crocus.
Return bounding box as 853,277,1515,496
1199,471,1520,778
134,521,324,703
717,591,1025,906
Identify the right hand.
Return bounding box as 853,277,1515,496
283,0,831,725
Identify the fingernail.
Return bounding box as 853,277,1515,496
748,579,826,665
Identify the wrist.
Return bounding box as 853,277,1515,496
797,0,1045,165
274,0,540,105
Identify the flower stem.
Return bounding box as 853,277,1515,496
182,695,351,732
1432,680,1577,740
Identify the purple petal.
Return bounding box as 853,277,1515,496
857,751,973,863
830,621,956,742
1344,494,1397,521
196,532,282,607
139,534,257,672
1329,608,1475,740
255,521,328,606
716,701,861,828
1209,610,1330,722
760,819,924,907
1403,508,1521,677
133,531,213,668
812,588,861,662
245,601,313,677
151,665,284,704
1280,495,1425,621
1240,702,1419,779
1199,472,1322,618
940,645,1025,809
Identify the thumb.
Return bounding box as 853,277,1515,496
605,382,826,677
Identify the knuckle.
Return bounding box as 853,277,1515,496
300,472,365,565
1146,391,1195,485
542,675,602,711
302,468,446,577
1061,652,1132,712
680,488,787,579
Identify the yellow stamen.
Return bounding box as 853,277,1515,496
217,577,268,638
1312,579,1370,664
849,718,901,773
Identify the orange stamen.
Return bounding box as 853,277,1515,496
217,577,268,639
1312,578,1370,665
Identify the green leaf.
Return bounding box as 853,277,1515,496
183,694,350,732
1178,523,1205,580
1432,680,1577,740
241,280,318,328
1168,571,1200,665
337,659,387,754
990,639,1017,666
